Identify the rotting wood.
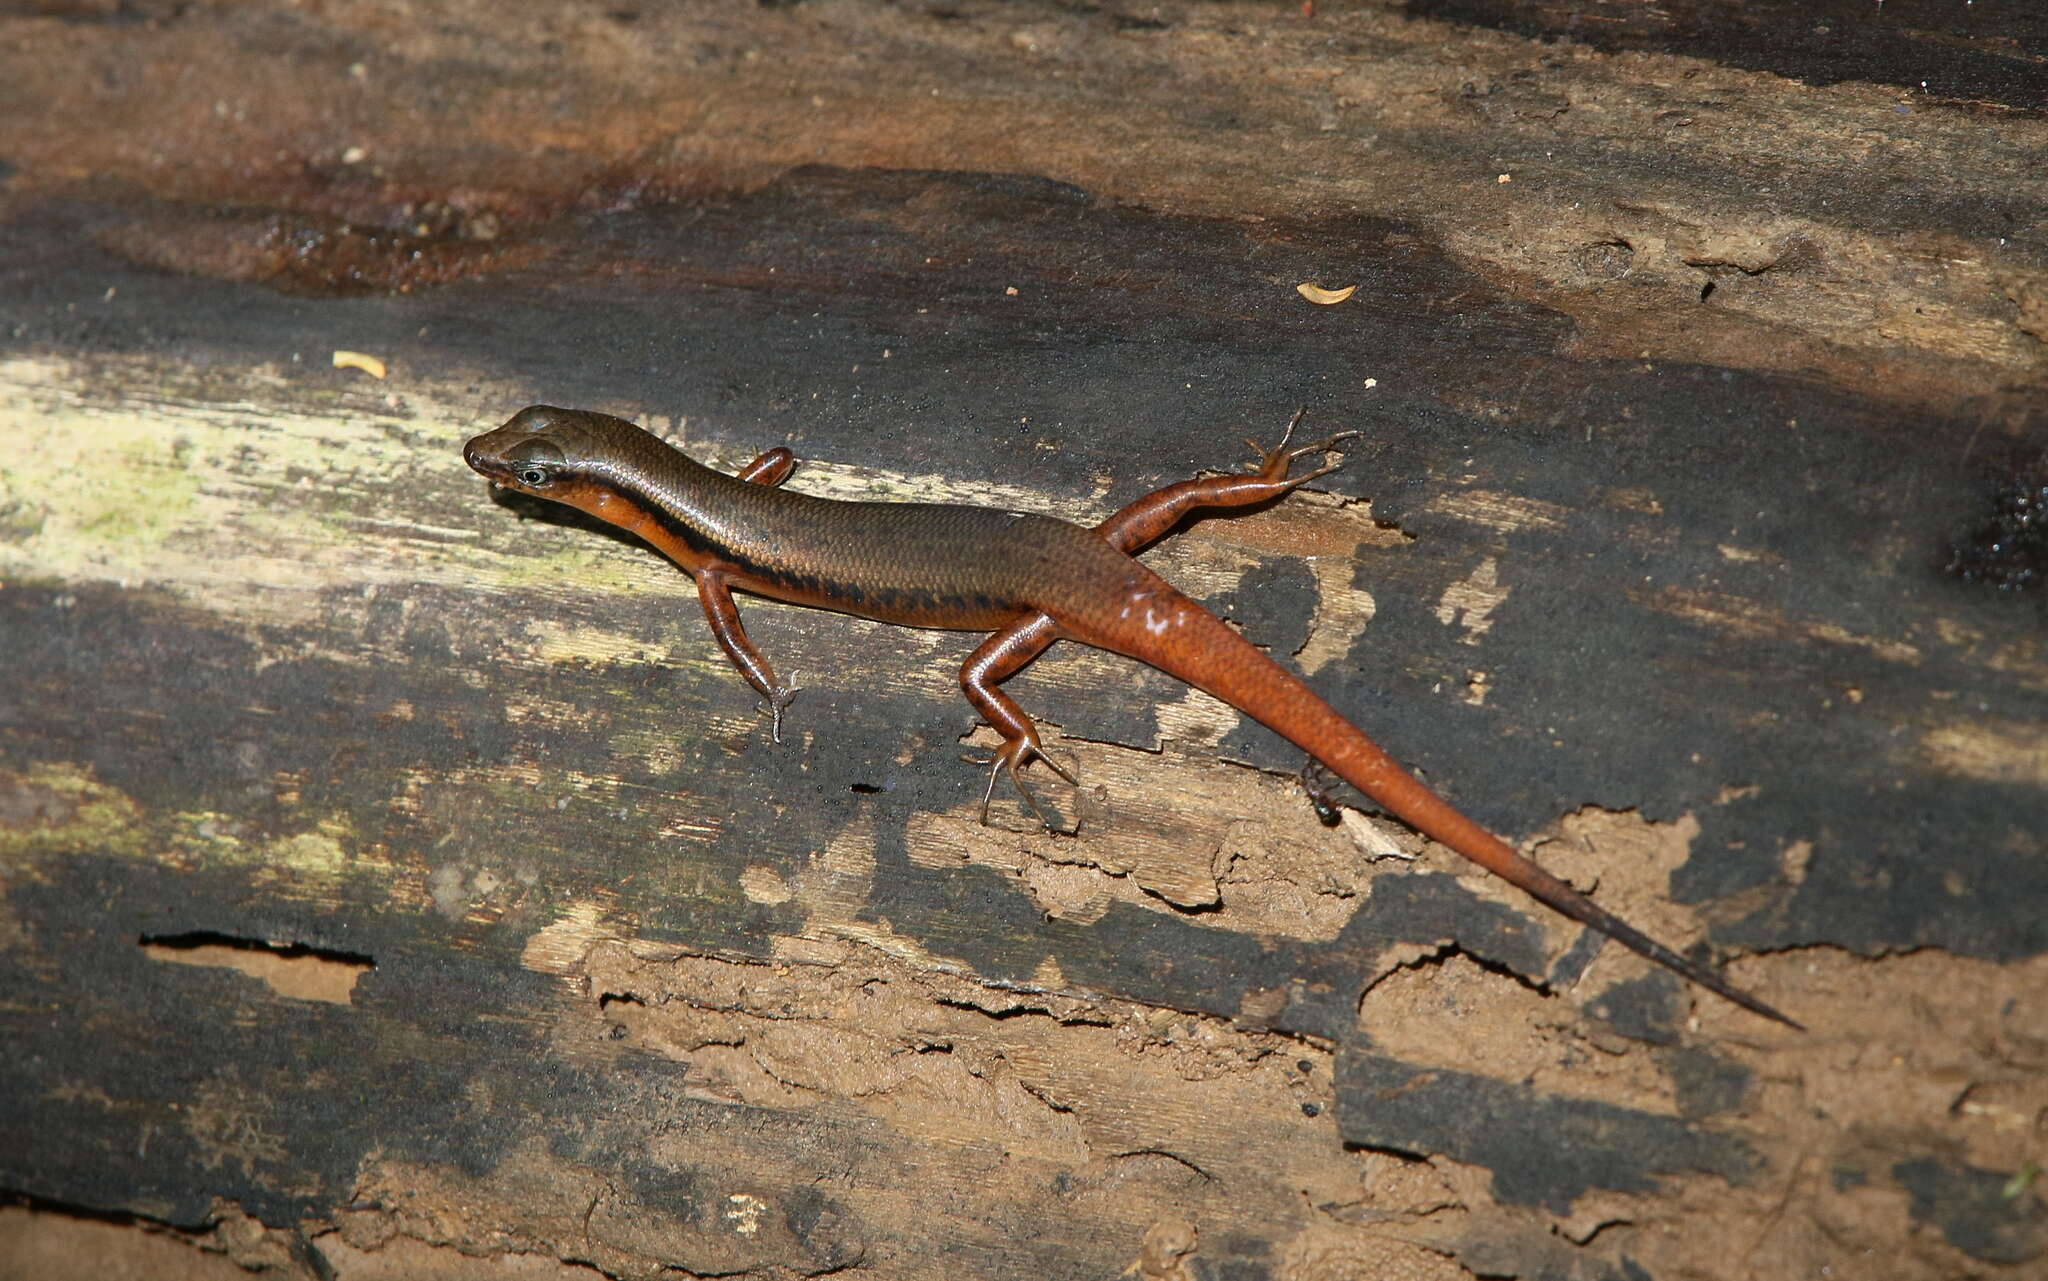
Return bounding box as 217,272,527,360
3,2,2046,1279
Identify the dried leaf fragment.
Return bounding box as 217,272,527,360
332,350,387,379
1296,282,1357,305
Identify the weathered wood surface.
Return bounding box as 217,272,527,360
2,2,2045,1279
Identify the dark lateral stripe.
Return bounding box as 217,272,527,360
637,491,1002,619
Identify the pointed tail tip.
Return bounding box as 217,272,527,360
1566,899,1805,1031
1720,984,1805,1032
1654,944,1803,1031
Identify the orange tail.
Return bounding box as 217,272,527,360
1055,577,1800,1029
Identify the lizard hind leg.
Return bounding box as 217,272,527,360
1243,406,1361,486
1094,408,1359,555
973,728,1079,830
960,613,1078,831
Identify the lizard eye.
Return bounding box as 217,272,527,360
517,465,552,487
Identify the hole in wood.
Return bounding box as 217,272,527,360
138,931,372,1006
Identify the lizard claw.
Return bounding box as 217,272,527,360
1250,410,1359,483
969,733,1079,832
760,679,802,744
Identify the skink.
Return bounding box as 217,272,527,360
465,405,1799,1029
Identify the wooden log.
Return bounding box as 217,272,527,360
2,2,2044,1278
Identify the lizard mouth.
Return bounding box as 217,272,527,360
464,428,564,489
461,434,503,480
464,406,592,492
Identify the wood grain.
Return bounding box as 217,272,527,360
2,2,2044,1278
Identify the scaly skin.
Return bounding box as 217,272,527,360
465,405,1799,1029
